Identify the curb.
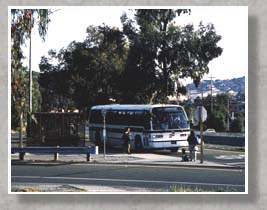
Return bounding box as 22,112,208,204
88,160,244,170
11,159,244,170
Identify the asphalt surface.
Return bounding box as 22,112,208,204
10,147,246,193
11,163,245,192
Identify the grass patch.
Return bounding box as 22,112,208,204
12,185,88,192
54,184,88,192
168,185,239,192
12,187,43,192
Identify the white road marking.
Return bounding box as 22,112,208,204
226,162,245,165
215,155,245,160
12,175,245,188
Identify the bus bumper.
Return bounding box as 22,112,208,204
148,140,188,149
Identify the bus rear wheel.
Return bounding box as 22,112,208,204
170,147,178,153
135,136,143,153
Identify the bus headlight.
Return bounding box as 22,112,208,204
152,134,163,138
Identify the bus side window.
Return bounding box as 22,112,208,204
143,111,151,130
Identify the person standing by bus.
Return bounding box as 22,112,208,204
187,130,199,161
123,127,131,154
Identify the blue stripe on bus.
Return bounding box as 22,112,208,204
89,127,144,132
89,126,190,133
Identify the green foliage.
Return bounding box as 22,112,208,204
11,69,42,129
183,103,194,123
11,68,28,129
195,93,245,133
177,86,187,95
11,9,50,130
120,9,223,103
32,72,42,112
38,9,223,111
11,9,50,75
199,93,229,131
206,111,225,131
230,115,244,132
39,25,127,110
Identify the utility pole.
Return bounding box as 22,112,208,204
207,75,216,113
195,106,207,163
102,110,107,158
29,22,32,114
227,96,230,131
199,106,204,163
27,11,33,142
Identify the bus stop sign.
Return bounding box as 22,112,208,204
194,106,207,123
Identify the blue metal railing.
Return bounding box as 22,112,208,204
11,146,98,161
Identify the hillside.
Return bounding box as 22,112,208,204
186,76,245,97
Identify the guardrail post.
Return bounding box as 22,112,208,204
19,152,25,160
54,146,59,161
194,150,197,161
95,146,98,155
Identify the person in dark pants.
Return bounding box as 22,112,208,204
187,130,199,161
122,127,131,154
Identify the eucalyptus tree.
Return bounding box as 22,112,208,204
11,9,50,145
121,9,223,103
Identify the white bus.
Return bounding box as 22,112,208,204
88,104,190,152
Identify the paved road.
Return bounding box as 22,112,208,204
11,144,245,192
96,147,245,168
11,163,245,192
202,149,245,167
151,149,245,168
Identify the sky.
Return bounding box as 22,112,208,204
22,6,248,84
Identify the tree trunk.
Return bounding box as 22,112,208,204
163,68,168,103
19,111,23,148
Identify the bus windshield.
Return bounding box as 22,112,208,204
152,107,189,130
